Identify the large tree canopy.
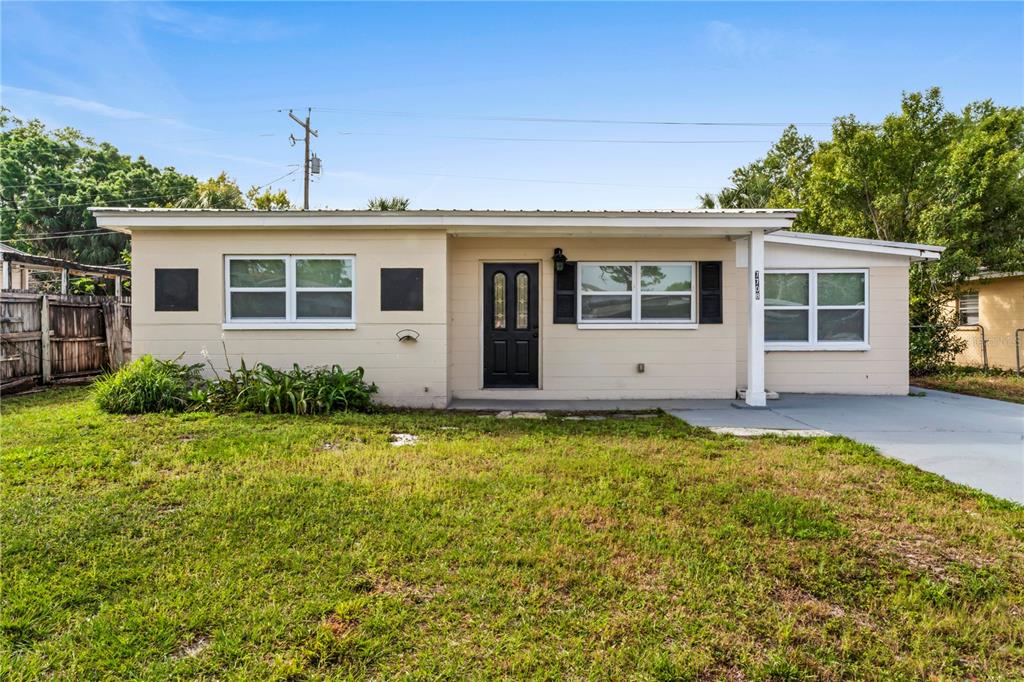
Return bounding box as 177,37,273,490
700,88,1024,283
698,125,816,211
1,112,291,265
1,111,197,264
699,88,1024,371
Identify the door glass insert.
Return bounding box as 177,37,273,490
515,272,529,329
493,272,506,329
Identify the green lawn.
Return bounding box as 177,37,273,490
913,369,1024,404
2,388,1023,680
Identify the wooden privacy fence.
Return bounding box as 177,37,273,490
1,291,131,393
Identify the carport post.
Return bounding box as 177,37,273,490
745,229,767,407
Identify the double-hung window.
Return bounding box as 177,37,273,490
578,262,695,326
225,255,355,328
764,270,867,349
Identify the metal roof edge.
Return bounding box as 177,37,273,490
767,230,944,259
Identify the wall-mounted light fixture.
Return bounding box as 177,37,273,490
552,247,567,273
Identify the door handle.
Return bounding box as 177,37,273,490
532,332,539,338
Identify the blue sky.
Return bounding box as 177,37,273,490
2,2,1021,210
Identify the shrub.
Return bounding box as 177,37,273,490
95,355,204,414
206,361,377,415
96,355,377,416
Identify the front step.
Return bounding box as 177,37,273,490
736,388,780,400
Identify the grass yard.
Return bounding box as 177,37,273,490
913,369,1024,404
2,388,1023,680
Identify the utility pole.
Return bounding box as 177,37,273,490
288,108,319,209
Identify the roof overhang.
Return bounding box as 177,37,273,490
766,230,944,261
966,270,1024,282
90,208,800,237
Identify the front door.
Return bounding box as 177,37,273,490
483,263,539,387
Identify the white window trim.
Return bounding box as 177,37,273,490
223,255,356,329
577,261,696,329
764,268,869,351
957,292,980,327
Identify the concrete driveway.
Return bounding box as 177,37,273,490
668,389,1024,504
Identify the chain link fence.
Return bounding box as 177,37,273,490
958,325,1024,373
912,324,1023,374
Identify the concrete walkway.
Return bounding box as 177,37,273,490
668,389,1024,505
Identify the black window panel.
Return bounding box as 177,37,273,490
553,261,577,324
698,261,723,324
380,268,424,311
155,268,199,312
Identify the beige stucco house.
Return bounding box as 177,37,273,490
91,208,943,408
954,272,1024,371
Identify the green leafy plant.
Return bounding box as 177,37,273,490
208,360,377,415
94,355,204,414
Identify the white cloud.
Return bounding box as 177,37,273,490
706,21,751,59
139,3,298,43
704,20,836,62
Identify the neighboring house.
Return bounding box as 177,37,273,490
90,208,943,408
954,272,1024,371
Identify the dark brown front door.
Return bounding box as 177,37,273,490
483,263,539,387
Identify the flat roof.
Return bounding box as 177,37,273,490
90,207,799,215
90,207,802,236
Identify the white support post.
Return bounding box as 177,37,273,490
114,275,122,300
60,268,69,294
1,259,10,290
745,229,767,407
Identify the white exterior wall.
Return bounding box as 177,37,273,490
131,229,449,408
447,236,739,400
736,241,911,395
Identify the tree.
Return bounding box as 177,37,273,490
703,88,1024,371
698,125,816,210
1,110,197,264
246,185,292,211
176,172,246,209
800,88,1024,280
367,196,410,211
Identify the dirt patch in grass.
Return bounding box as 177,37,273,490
171,635,210,660
319,615,355,641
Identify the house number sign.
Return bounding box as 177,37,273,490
754,270,761,301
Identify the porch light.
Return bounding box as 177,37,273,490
552,248,567,273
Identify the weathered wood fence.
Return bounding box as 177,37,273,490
1,291,131,393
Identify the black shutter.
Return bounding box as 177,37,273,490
380,268,424,311
699,261,723,324
553,261,577,324
155,268,199,311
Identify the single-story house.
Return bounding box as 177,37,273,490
90,208,944,408
953,271,1024,371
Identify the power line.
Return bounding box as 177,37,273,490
1,168,299,213
2,230,112,242
0,190,198,212
332,168,719,190
339,131,773,144
312,107,831,127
